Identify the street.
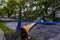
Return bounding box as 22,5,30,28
5,21,32,30
4,21,60,40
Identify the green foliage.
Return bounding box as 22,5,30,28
0,7,6,15
21,0,50,20
0,0,20,17
5,0,19,17
0,0,60,21
0,22,16,34
21,0,60,21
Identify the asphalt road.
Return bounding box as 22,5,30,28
5,21,60,40
5,21,31,29
29,24,60,40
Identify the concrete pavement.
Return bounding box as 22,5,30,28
0,29,6,40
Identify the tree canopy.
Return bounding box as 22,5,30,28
0,0,60,21
20,0,60,21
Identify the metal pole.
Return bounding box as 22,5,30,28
11,7,22,40
16,7,22,32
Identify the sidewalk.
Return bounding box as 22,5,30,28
0,29,6,40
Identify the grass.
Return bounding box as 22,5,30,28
0,22,16,34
